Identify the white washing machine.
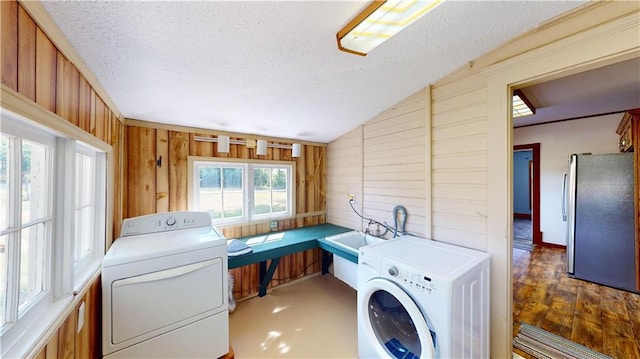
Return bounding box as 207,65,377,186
358,236,490,359
102,211,228,358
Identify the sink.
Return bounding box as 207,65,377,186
325,231,385,255
324,231,386,289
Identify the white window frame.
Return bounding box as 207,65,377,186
72,142,106,292
0,105,112,358
188,157,295,226
1,113,57,347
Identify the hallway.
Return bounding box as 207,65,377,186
513,246,640,358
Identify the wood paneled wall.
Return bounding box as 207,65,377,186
124,122,329,299
1,1,123,357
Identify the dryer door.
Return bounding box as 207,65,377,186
110,257,224,345
359,278,436,359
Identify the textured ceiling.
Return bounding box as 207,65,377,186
517,57,640,128
40,1,587,143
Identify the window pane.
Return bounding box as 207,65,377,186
0,234,7,326
0,135,9,231
272,169,287,213
19,223,46,311
199,166,222,219
22,140,50,223
254,168,271,215
81,155,95,206
74,206,93,263
74,152,96,264
222,168,243,218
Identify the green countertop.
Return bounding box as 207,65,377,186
228,223,354,269
227,223,356,296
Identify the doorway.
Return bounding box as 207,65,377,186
513,143,541,251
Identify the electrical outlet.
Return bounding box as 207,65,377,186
348,194,356,203
269,220,279,231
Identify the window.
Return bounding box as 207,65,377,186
0,121,55,331
0,109,108,357
73,143,106,290
190,159,294,225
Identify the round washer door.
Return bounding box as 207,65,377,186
359,278,436,359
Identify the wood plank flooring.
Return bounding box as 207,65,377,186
513,246,640,359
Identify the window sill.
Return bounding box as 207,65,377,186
74,258,103,295
2,268,102,358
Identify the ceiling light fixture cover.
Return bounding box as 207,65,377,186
217,135,230,153
291,143,302,158
256,140,268,156
337,0,444,56
512,89,536,118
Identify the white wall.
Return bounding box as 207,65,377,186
363,89,428,238
513,113,622,245
327,126,364,230
327,89,428,237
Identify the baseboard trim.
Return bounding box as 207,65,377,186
514,213,532,219
539,242,566,249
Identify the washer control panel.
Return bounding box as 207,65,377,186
120,211,213,236
383,260,436,294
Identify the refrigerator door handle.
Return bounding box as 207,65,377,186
562,173,568,221
566,155,577,275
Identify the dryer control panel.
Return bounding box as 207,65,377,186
121,211,215,237
383,261,436,294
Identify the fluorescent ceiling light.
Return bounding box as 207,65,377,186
337,0,444,56
513,89,536,118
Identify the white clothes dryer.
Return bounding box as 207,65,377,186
357,236,490,359
102,211,228,358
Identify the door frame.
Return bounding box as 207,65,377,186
484,9,639,357
514,143,541,245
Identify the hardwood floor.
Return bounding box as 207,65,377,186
513,246,640,359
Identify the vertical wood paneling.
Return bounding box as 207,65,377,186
305,146,316,214
156,130,170,212
17,6,36,101
296,147,307,216
78,77,92,133
56,54,80,126
102,108,111,144
35,348,46,359
113,120,124,238
94,97,106,140
46,333,59,359
168,131,189,211
35,28,57,112
74,296,90,359
126,127,156,217
122,124,129,220
189,133,214,157
3,1,123,357
1,0,18,90
57,309,76,359
88,279,101,358
89,89,97,136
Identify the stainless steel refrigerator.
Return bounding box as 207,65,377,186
563,152,637,293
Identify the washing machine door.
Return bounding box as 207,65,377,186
360,278,436,359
